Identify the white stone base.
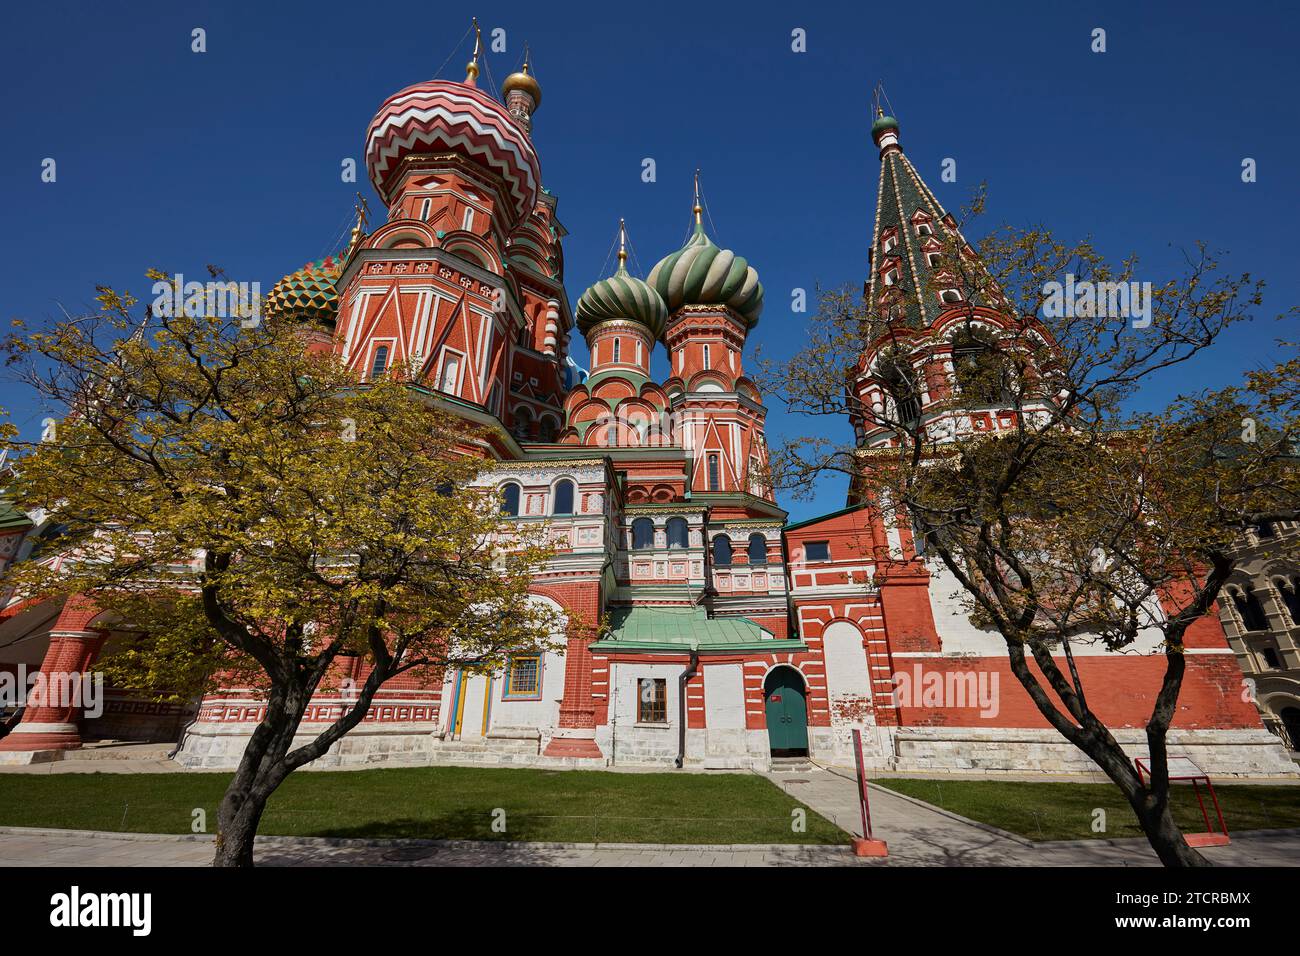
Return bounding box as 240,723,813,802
175,721,611,770
883,726,1298,778
174,718,1297,778
0,749,65,766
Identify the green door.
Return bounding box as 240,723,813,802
764,668,809,755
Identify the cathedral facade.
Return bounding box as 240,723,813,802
0,49,1293,777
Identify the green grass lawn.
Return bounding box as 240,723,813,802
0,766,847,845
874,777,1300,842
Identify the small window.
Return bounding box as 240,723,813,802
462,207,474,231
666,517,689,549
636,340,643,365
553,479,575,516
439,352,461,393
504,654,542,698
1262,647,1282,670
916,222,934,236
612,338,622,363
1257,522,1276,539
369,344,390,380
632,517,655,549
805,541,830,562
747,533,767,565
883,234,898,253
500,483,521,517
927,252,942,268
883,269,899,287
637,678,667,723
707,453,721,491
420,198,432,220
940,289,963,304
712,535,732,567
702,343,711,368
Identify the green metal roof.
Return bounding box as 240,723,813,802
0,498,32,532
591,605,805,654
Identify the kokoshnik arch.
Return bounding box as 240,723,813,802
0,45,1292,776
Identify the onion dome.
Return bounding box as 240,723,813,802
365,79,541,223
576,221,668,338
265,256,344,325
575,265,667,339
871,113,899,138
501,63,541,110
648,221,764,329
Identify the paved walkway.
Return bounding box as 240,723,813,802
764,767,1300,866
0,829,862,867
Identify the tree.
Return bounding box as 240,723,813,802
760,198,1299,866
0,278,560,867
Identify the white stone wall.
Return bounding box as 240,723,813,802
602,661,683,765
703,663,746,729
926,562,1166,656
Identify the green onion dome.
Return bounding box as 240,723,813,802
871,113,899,138
647,223,763,329
265,256,343,325
575,264,668,339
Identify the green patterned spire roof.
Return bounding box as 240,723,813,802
648,223,764,329
574,264,668,339
866,111,1008,329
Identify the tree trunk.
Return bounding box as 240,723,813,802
1004,643,1210,866
212,686,306,868
1133,795,1211,867
214,785,272,868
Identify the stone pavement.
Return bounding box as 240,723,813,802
764,766,1300,866
0,828,863,867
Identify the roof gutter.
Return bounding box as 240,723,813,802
675,640,700,769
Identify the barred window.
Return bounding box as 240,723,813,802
505,654,541,698
637,678,667,723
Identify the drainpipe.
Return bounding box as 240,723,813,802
675,641,700,769
780,526,797,640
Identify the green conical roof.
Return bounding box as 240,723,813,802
574,264,668,339
647,224,764,329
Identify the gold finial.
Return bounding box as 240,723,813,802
465,17,482,85
522,42,531,76
617,218,628,270
345,192,371,258
692,168,703,227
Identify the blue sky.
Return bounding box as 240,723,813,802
2,0,1297,522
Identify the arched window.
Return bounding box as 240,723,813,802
712,535,733,567
877,350,921,427
951,327,1013,405
1276,576,1300,626
500,483,521,517
369,345,390,380
666,517,689,549
537,417,559,442
707,453,721,491
512,407,532,441
552,479,575,516
612,338,622,363
1231,585,1269,632
747,533,767,566
632,517,655,549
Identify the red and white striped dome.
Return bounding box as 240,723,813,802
365,80,541,223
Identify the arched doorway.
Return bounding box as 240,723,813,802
1280,707,1300,752
764,666,809,757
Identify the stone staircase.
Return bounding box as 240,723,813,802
769,756,814,773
